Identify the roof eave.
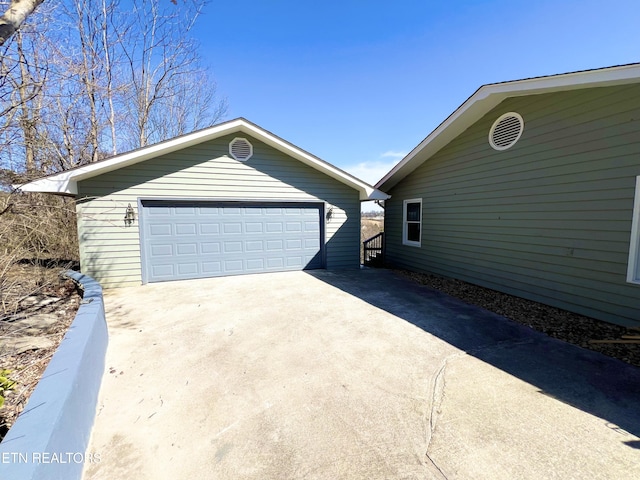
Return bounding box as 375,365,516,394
376,63,640,192
237,123,389,201
13,175,77,195
14,118,389,200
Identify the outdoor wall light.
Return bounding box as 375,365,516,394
124,203,135,227
326,207,334,222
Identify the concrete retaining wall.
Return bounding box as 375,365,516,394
0,271,108,480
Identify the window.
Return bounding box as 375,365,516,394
627,176,640,284
403,199,422,247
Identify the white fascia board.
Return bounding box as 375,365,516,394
14,119,248,195
13,173,77,195
14,117,389,201
376,63,640,191
238,122,389,201
375,91,499,190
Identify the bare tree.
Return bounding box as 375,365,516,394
121,0,226,149
0,0,227,175
0,0,44,47
149,69,227,141
0,14,49,176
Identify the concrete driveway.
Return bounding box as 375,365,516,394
83,269,640,480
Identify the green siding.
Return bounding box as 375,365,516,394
386,83,640,327
77,133,360,287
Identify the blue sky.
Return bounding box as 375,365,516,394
192,0,640,208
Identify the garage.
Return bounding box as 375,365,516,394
141,200,323,282
17,118,388,287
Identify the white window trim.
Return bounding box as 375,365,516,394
626,176,640,284
403,198,422,247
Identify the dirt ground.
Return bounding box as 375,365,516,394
0,264,80,441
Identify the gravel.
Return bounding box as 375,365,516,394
397,270,640,368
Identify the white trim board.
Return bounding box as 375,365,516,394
627,176,640,285
376,63,640,191
15,118,389,202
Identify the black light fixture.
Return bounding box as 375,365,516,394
124,203,135,227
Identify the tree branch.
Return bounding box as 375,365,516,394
0,0,44,47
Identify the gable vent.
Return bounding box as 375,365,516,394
489,112,524,151
229,137,253,161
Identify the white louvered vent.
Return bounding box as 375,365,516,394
489,112,524,151
229,137,253,161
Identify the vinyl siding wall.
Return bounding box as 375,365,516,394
385,83,640,327
76,134,360,287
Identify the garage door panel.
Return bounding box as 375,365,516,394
150,244,173,256
246,259,265,270
175,207,196,215
150,224,172,236
198,206,218,215
245,222,263,233
200,223,220,235
245,241,264,252
177,263,198,275
286,239,302,249
222,222,242,234
266,257,284,268
286,256,303,267
176,224,197,235
177,243,197,255
223,241,243,253
151,264,174,277
266,222,283,233
142,201,323,282
201,242,220,254
266,240,283,251
202,261,221,274
147,206,171,216
224,259,244,272
222,207,241,215
305,221,319,232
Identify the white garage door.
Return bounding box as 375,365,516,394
140,200,324,283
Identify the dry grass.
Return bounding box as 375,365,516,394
0,189,81,440
0,191,79,315
361,217,384,263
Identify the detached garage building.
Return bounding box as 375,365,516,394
18,118,387,287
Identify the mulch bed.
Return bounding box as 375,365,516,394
397,270,640,368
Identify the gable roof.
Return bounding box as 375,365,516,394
376,63,640,192
15,118,389,201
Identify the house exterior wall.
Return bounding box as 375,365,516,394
76,133,360,287
385,83,640,326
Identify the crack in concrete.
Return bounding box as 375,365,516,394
422,338,535,480
423,354,457,480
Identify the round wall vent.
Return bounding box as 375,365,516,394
489,112,524,151
229,137,253,161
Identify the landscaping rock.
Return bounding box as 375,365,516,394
0,336,55,355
